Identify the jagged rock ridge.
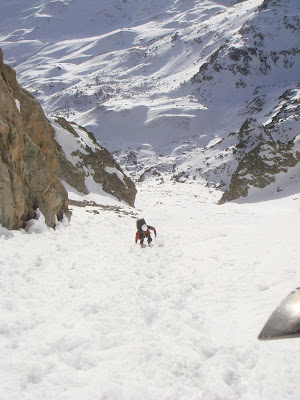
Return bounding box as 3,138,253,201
52,117,136,207
219,118,300,203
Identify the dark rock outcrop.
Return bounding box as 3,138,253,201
0,49,70,230
218,84,300,204
235,118,274,156
219,134,300,204
52,117,137,207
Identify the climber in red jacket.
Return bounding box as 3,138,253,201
135,220,157,246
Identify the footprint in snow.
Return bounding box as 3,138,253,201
258,283,270,291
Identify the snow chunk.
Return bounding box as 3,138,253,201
0,225,15,239
55,214,70,229
15,99,20,112
24,209,51,234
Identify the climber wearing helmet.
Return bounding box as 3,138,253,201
135,218,157,246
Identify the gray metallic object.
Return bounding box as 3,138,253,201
258,287,300,340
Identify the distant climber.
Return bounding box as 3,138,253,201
135,218,157,246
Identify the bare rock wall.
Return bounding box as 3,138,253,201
0,49,70,229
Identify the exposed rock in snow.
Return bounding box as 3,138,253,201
235,118,274,157
52,117,137,207
219,133,300,203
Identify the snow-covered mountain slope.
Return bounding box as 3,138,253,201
1,3,300,397
1,0,262,144
51,117,137,207
1,0,299,200
1,182,300,400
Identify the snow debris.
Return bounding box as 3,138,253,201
24,209,51,234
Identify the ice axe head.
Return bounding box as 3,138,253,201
258,287,300,340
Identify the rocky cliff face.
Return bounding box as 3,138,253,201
219,128,300,204
0,48,70,230
51,117,137,207
0,49,137,230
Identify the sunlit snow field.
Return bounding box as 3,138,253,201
1,181,300,400
1,0,300,398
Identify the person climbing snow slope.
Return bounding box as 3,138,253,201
135,218,157,247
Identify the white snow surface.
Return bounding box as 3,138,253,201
1,1,300,397
1,181,300,400
3,0,298,150
0,0,263,149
